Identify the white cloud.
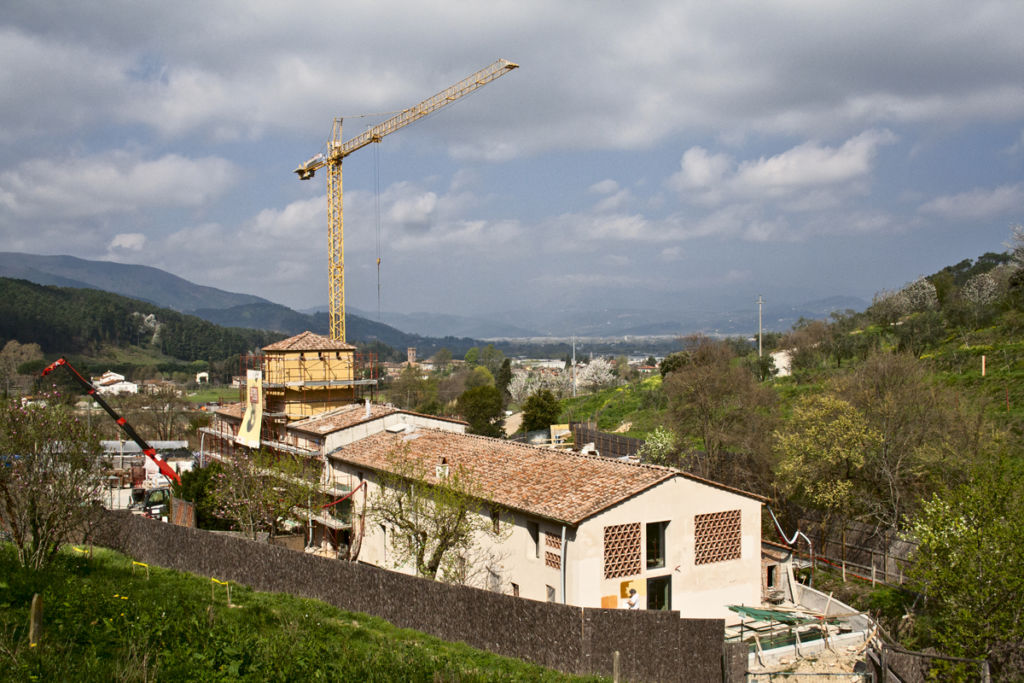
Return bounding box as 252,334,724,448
594,189,632,213
250,196,324,242
589,179,620,195
919,183,1024,220
671,147,732,190
108,233,146,251
0,151,236,219
731,129,897,196
659,246,684,262
386,191,438,231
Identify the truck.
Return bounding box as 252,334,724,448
129,486,172,520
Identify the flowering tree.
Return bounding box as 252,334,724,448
577,357,618,391
901,276,939,312
507,370,536,405
962,271,999,307
0,396,105,569
636,426,678,467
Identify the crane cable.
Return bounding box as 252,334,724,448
374,142,383,324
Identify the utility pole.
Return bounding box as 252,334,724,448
756,295,765,358
571,336,577,398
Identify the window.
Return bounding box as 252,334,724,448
511,582,520,597
527,521,540,558
646,575,671,611
603,522,641,579
646,521,668,569
491,508,501,534
694,509,742,565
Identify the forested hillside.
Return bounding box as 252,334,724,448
0,277,282,362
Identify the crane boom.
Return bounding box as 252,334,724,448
295,58,518,341
41,358,182,485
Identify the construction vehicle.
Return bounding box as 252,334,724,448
294,58,518,342
41,357,182,485
129,486,172,519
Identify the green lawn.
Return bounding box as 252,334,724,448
186,386,241,404
0,545,602,681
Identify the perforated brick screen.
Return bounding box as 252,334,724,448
694,509,741,565
545,532,561,550
603,522,641,578
545,551,561,569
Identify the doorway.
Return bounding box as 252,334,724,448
646,575,671,610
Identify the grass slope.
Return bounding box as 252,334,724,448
0,546,601,682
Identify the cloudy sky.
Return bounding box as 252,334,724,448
2,2,1023,321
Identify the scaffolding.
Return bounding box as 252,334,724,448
238,350,378,422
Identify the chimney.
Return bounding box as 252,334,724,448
435,456,449,479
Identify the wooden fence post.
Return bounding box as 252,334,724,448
29,594,43,647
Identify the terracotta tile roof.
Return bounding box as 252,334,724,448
214,402,245,419
263,330,355,352
330,429,678,526
289,402,400,435
289,403,467,436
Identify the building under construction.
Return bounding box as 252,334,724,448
221,331,379,452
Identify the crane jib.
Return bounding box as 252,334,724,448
294,58,518,343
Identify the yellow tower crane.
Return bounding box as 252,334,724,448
294,58,519,342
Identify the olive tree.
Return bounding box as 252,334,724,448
0,397,105,569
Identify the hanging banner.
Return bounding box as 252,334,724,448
236,369,263,448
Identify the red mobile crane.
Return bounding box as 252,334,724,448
41,357,181,485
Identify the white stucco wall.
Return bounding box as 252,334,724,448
328,459,762,619
571,477,762,620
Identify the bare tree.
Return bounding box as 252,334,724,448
663,338,777,492
0,397,105,569
838,352,983,537
370,444,510,581
211,449,319,541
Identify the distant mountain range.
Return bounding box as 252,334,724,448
0,252,868,343
0,252,481,355
0,252,266,312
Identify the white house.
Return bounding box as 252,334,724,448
92,370,138,395
328,427,766,620
203,398,766,620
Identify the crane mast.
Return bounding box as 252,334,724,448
295,59,518,342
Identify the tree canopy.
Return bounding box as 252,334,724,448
456,385,505,437
521,389,561,432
